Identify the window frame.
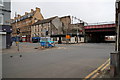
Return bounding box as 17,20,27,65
0,0,3,6
0,14,3,25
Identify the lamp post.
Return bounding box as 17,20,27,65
116,1,120,73
116,1,120,51
110,1,120,77
76,24,79,43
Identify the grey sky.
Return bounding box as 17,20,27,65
11,0,116,23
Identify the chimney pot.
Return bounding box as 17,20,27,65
31,9,34,12
18,14,21,17
36,7,40,12
25,12,28,15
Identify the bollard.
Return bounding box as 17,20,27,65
110,52,119,77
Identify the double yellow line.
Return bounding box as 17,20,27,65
83,58,110,80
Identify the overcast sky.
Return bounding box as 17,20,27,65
11,0,116,23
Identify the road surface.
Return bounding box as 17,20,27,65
2,43,114,78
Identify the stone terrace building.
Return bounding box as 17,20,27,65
59,16,71,34
31,16,63,41
11,7,44,42
31,15,85,43
60,16,85,43
59,16,84,36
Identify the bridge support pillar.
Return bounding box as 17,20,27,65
85,33,105,43
58,37,62,44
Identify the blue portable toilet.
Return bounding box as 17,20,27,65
40,37,55,47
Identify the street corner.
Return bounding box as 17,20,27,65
83,58,110,80
98,68,111,78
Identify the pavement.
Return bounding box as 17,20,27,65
3,42,59,54
98,67,120,79
3,42,43,54
2,42,115,78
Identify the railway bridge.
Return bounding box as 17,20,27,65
84,23,116,43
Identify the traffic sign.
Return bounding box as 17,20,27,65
66,35,71,39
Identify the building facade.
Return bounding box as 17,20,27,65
59,16,71,34
0,0,11,49
31,15,85,43
31,16,63,41
69,23,84,34
11,7,44,42
60,16,85,43
69,23,85,43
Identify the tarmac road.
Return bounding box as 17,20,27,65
2,43,114,78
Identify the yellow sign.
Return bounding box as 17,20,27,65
16,42,19,44
66,35,71,39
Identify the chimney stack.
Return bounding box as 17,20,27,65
18,14,21,17
25,12,28,15
36,7,40,12
31,9,34,12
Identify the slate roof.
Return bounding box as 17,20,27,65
32,16,58,26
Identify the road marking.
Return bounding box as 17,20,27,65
83,58,110,80
90,62,110,80
57,47,66,49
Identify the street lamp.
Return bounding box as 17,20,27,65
110,1,120,77
76,24,79,43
